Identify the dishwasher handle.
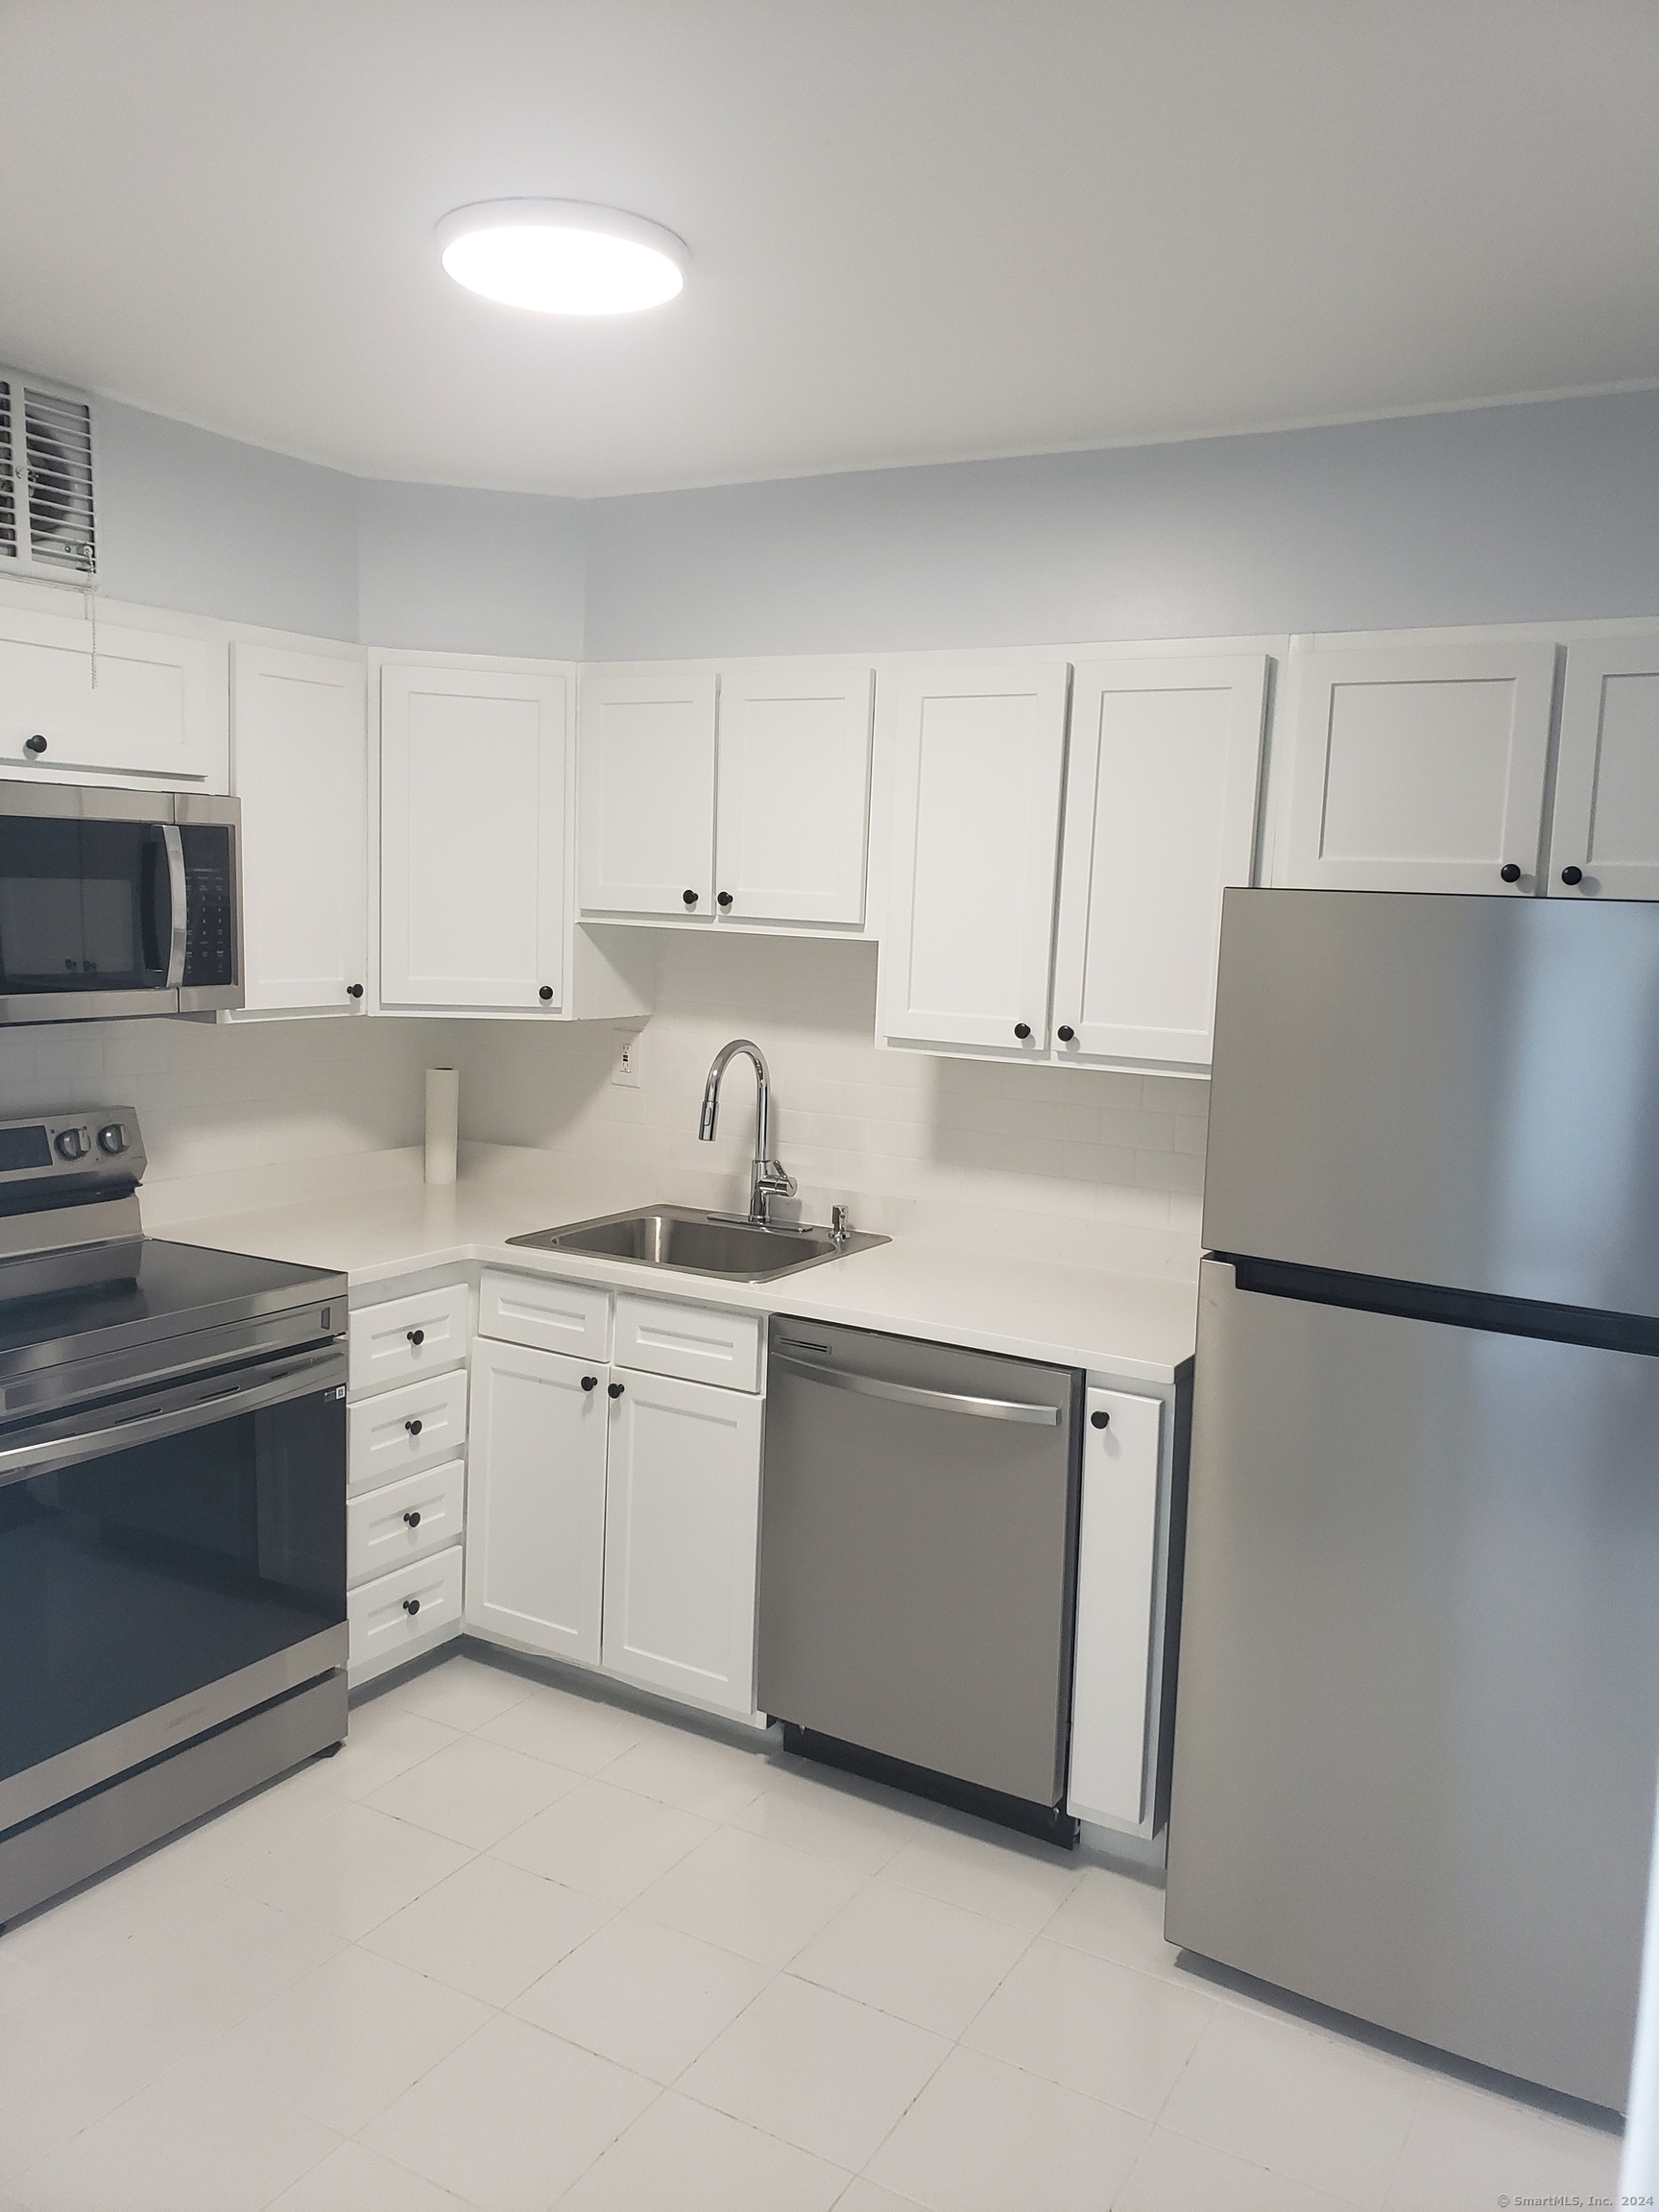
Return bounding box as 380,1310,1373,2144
771,1352,1062,1426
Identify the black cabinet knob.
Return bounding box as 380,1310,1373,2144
1057,1025,1075,1044
403,1596,421,1617
1013,1022,1032,1041
23,734,45,756
407,1328,424,1346
607,1381,624,1399
539,985,554,1001
717,891,733,908
580,1374,598,1392
1091,1408,1111,1430
405,1417,422,1436
682,888,698,906
347,983,364,999
1500,863,1522,884
404,1509,421,1528
1561,865,1584,886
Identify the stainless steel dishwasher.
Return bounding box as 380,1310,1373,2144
758,1316,1083,1842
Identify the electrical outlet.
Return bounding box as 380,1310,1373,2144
612,1034,641,1089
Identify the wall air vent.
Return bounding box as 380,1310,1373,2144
0,372,95,581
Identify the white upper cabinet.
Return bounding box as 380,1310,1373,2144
1053,654,1266,1070
381,660,569,1012
231,641,367,1015
1549,633,1659,901
713,666,873,926
0,602,225,786
579,669,718,918
1280,637,1556,895
879,661,1070,1053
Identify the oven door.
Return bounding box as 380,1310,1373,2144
0,1342,346,1833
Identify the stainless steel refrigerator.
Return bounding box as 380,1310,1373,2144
1165,888,1659,2110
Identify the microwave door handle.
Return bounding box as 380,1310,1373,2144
161,823,187,989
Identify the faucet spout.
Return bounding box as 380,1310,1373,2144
696,1039,796,1225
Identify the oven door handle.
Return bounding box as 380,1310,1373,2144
0,1348,344,1490
161,822,188,990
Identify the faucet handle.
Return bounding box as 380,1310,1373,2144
831,1203,851,1242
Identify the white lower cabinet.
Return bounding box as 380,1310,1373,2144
1068,1385,1166,1832
349,1546,465,1677
601,1367,764,1716
464,1336,609,1665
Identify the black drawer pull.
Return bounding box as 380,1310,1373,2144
404,1509,421,1528
580,1374,598,1391
403,1596,421,1617
24,733,46,756
405,1418,422,1436
1561,865,1584,886
1091,1408,1111,1430
1500,862,1522,884
407,1328,424,1346
608,1381,624,1399
1014,1022,1032,1041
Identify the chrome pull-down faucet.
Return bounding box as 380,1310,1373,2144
698,1039,797,1226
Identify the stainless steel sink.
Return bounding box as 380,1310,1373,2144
507,1204,888,1284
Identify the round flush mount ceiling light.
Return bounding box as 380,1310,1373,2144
437,199,688,316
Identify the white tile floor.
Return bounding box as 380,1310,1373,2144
0,1649,1623,2211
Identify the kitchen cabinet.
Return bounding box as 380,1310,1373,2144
1278,636,1556,895
1053,654,1267,1070
579,662,874,929
230,640,368,1014
0,600,225,786
600,1365,763,1715
1067,1384,1165,1832
380,659,571,1012
1549,632,1659,901
578,668,718,918
464,1334,608,1665
878,661,1070,1053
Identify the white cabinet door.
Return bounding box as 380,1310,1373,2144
380,661,568,1010
231,642,367,1013
601,1368,763,1716
1053,655,1266,1070
714,666,873,925
578,668,717,918
465,1337,608,1664
1281,638,1556,894
0,606,223,783
880,661,1070,1052
1068,1386,1164,1831
1549,635,1659,901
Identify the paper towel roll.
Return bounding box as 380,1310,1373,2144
424,1067,458,1187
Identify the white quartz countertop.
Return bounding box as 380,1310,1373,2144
159,1156,1199,1385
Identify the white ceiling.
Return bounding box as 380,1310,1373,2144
9,1,1659,496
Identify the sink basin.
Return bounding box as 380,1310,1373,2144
507,1204,888,1284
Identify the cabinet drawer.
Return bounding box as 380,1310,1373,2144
349,1368,469,1492
349,1458,466,1587
349,1544,464,1674
613,1292,761,1393
479,1267,610,1359
349,1282,469,1395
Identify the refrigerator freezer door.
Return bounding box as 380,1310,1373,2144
1166,1260,1659,2108
1203,889,1659,1315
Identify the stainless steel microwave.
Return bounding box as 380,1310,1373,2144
0,784,243,1022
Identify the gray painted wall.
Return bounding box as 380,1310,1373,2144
356,479,585,659
94,400,360,641
581,389,1659,659
89,384,1659,662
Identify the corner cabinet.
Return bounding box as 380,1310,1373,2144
1549,631,1659,901
1277,636,1557,895
380,660,571,1012
578,661,874,931
1052,655,1267,1072
230,640,368,1015
878,661,1071,1055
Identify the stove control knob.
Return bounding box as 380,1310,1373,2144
55,1127,88,1162
97,1122,128,1156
